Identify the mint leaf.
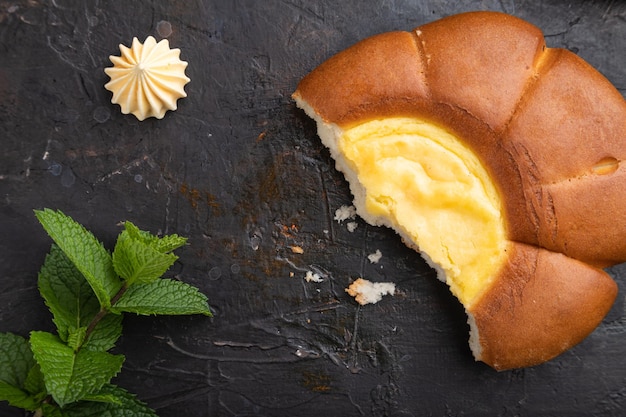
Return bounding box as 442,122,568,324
149,234,187,253
112,230,178,285
80,391,123,405
0,363,46,411
67,327,87,351
0,333,41,410
83,313,123,352
23,363,45,399
29,331,124,407
41,403,69,417
35,209,122,308
38,244,96,343
38,244,123,351
112,279,212,316
0,333,35,388
123,221,187,253
0,383,41,411
60,385,157,417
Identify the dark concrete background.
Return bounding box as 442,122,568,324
1,0,625,416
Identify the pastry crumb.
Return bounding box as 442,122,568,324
290,245,304,254
346,278,395,305
305,271,324,283
334,205,357,223
368,249,382,264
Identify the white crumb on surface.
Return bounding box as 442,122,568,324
334,205,357,223
346,278,395,305
346,221,358,232
304,271,324,283
367,249,382,264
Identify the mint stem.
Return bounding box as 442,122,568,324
82,284,129,349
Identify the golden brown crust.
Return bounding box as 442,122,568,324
293,30,430,127
415,11,546,132
502,49,626,266
470,242,617,371
536,168,626,268
293,10,624,369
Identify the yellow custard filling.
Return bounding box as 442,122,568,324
339,117,507,306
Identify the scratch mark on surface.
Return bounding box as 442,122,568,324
95,154,153,183
347,305,362,372
318,165,336,242
162,336,306,364
42,138,54,161
46,36,87,73
602,0,617,20
212,340,284,350
497,0,516,14
81,3,97,67
0,155,34,182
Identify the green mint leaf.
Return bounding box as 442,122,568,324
149,233,187,253
38,244,95,343
29,331,124,407
83,313,123,352
58,384,157,417
0,382,41,411
23,363,46,399
67,327,87,351
79,392,123,405
35,209,122,309
0,332,35,388
111,279,212,316
0,333,41,410
41,403,69,417
38,244,123,351
112,230,178,286
123,221,187,253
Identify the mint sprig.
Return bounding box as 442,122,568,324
35,209,122,309
0,209,212,416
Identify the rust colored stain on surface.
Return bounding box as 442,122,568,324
301,370,333,392
180,182,222,215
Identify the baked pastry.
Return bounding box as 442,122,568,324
104,36,190,121
292,11,625,370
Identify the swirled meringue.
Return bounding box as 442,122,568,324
104,36,190,121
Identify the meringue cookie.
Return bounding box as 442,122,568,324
104,36,190,121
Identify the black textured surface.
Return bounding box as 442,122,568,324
1,1,626,416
